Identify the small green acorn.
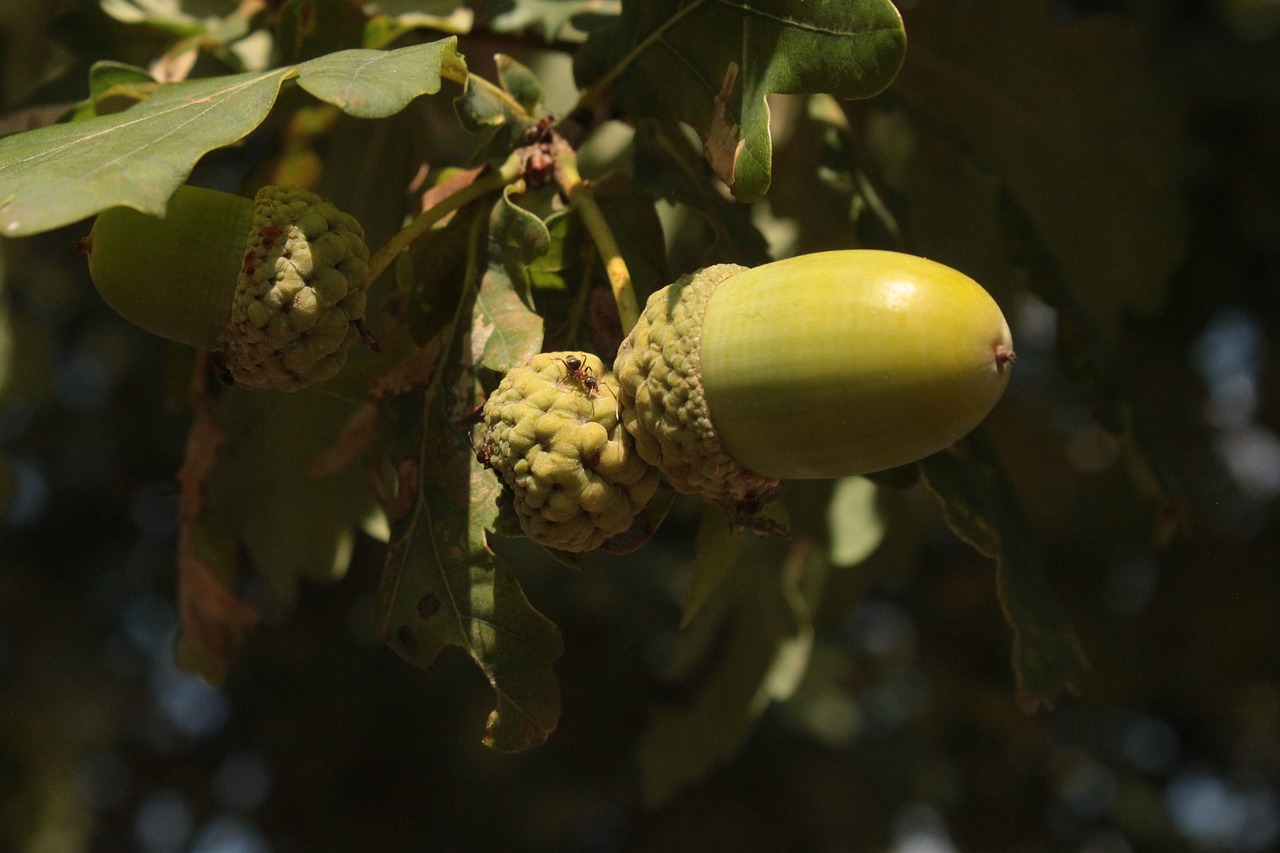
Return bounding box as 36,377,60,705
85,184,370,392
614,250,1015,512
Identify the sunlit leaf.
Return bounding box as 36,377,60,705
574,0,906,201
0,39,464,236
472,261,545,373
920,435,1090,713
363,0,475,48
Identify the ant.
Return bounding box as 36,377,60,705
558,354,621,419
469,432,495,470
559,354,602,397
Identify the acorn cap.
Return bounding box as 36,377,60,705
613,264,783,513
219,186,370,391
479,352,660,552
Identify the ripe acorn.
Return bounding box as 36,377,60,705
84,184,370,392
614,250,1015,512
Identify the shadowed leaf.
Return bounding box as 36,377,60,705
574,0,905,201
892,1,1187,334
377,387,563,751
376,214,560,751
920,435,1090,712
639,537,826,805
205,388,377,604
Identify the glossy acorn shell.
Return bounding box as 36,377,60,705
698,250,1014,479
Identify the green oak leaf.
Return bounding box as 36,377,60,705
0,39,465,236
488,0,620,42
472,260,545,374
63,61,158,121
633,122,771,268
376,211,560,752
573,0,906,201
205,387,377,606
891,0,1188,334
491,185,552,266
920,434,1090,713
639,536,827,805
377,382,562,752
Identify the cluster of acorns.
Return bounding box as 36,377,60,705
86,185,1015,553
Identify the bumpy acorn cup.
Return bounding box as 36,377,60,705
614,250,1016,513
478,352,660,553
85,184,370,391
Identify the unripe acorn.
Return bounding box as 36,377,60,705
85,184,370,392
615,250,1015,511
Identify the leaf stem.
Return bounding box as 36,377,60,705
367,151,524,285
555,147,641,334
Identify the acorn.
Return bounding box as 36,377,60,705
84,184,370,391
478,352,660,553
614,250,1015,512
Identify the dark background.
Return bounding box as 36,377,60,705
3,1,1280,851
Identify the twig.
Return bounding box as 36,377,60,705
367,151,525,285
554,145,641,334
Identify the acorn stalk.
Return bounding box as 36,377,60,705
614,250,1015,511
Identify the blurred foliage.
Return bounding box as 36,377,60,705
1,1,1280,852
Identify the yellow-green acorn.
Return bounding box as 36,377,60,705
479,352,660,553
85,184,370,392
615,250,1015,511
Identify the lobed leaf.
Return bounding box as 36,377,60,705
574,0,906,201
377,386,563,752
920,435,1090,713
0,39,464,236
375,212,559,752
204,388,377,605
891,0,1188,334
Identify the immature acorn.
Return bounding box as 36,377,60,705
478,352,660,553
85,184,370,391
615,250,1016,512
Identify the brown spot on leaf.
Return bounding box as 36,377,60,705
396,624,416,649
418,593,441,619
260,225,282,243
